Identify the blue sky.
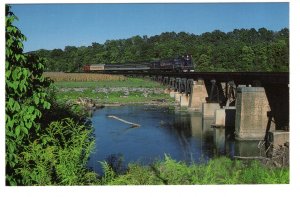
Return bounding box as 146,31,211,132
11,3,289,52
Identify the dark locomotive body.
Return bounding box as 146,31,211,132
83,55,194,72
150,55,193,72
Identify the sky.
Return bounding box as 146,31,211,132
10,2,289,52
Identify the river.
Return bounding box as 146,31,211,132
87,105,262,175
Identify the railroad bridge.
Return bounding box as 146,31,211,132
110,71,289,142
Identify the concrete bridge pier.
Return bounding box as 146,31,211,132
213,106,236,127
235,86,275,140
188,79,208,112
164,87,171,94
180,93,189,107
174,92,181,102
203,103,220,118
169,90,176,98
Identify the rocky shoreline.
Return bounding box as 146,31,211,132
61,86,175,112
74,97,174,110
60,87,165,96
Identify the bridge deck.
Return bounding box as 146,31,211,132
99,71,289,85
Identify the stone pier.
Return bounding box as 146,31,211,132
202,103,220,118
235,87,275,140
188,79,208,111
214,106,236,127
164,88,171,94
174,92,181,102
169,90,176,98
180,94,189,107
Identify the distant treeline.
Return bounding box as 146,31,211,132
33,28,289,72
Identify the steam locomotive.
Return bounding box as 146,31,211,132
83,55,194,72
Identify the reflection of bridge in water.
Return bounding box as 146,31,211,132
172,111,264,160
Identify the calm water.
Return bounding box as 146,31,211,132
87,105,261,174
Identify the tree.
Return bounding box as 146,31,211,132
195,54,210,71
258,27,274,42
240,46,255,71
30,28,289,72
254,44,268,71
5,5,52,185
268,39,289,71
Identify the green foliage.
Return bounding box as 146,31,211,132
100,161,116,184
241,46,255,71
39,85,92,129
5,5,52,185
16,119,98,185
33,28,289,72
5,6,97,186
102,156,289,185
195,54,211,71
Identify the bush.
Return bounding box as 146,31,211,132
16,118,99,185
101,156,289,185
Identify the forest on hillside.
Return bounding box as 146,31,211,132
32,28,289,72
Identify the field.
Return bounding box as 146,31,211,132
53,78,163,88
44,72,126,82
45,72,172,105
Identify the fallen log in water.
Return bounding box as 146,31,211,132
234,156,269,160
108,115,141,128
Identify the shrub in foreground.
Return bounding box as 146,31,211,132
101,155,289,185
16,118,99,185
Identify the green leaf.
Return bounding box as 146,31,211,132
22,126,28,135
25,121,32,129
5,70,11,78
46,102,51,109
8,143,15,153
19,81,25,92
28,106,35,114
8,98,14,109
16,54,21,61
22,68,29,76
17,42,23,49
12,69,19,80
12,81,19,90
14,101,20,111
15,125,20,137
34,96,39,105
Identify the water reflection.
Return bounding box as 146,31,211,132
234,140,262,157
88,105,262,175
213,128,226,155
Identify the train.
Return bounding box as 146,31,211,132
82,55,194,72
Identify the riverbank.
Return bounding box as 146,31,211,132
51,77,176,109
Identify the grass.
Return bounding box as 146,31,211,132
56,89,173,104
101,156,289,185
54,78,163,88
